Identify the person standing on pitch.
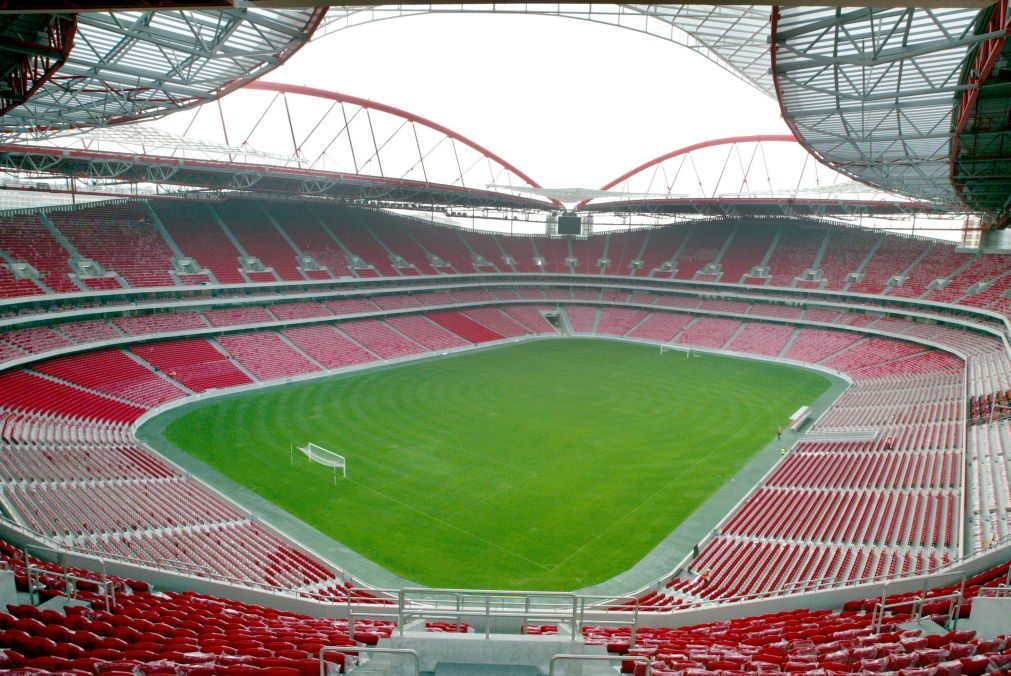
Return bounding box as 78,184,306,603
777,426,783,440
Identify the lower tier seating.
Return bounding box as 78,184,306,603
0,537,393,674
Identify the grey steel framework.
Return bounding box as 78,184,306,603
0,6,325,137
951,1,1011,219
319,4,776,95
772,6,994,206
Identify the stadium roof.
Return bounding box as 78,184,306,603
772,6,1009,214
0,2,1006,227
0,6,325,135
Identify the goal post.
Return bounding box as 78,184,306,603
659,345,700,359
294,442,346,484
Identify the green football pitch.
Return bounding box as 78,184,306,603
161,339,830,590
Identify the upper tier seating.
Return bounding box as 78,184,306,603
152,202,245,284
265,203,353,279
820,228,881,290
1,202,1008,328
889,245,971,299
316,209,398,277
765,225,825,287
0,265,43,299
409,220,481,273
673,222,732,280
847,236,930,295
49,204,175,288
0,215,78,294
213,201,299,281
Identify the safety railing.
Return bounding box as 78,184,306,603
871,591,962,633
549,654,651,675
977,584,1011,599
782,575,837,591
396,588,579,640
356,588,644,645
318,646,419,676
26,564,116,613
575,595,640,647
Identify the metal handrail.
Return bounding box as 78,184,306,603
397,588,580,640
783,575,837,590
318,646,419,676
26,564,116,612
977,584,1011,598
550,654,651,676
871,591,962,633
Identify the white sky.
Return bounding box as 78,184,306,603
267,12,790,190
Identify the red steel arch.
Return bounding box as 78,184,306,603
598,134,798,192
243,81,543,190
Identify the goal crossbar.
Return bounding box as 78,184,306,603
296,442,347,480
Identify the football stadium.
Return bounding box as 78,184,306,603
0,2,1010,674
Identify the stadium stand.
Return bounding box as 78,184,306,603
0,215,79,294
385,315,472,349
151,202,246,285
427,311,504,344
1,531,1011,674
0,536,392,674
2,199,1011,635
265,203,352,279
217,332,320,380
48,204,176,289
213,201,300,282
129,339,252,392
675,317,743,349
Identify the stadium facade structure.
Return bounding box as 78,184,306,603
1,2,1011,673
0,3,1008,229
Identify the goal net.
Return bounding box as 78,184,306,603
294,442,346,483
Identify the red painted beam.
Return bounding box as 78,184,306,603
0,15,76,116
244,81,543,190
596,135,798,193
